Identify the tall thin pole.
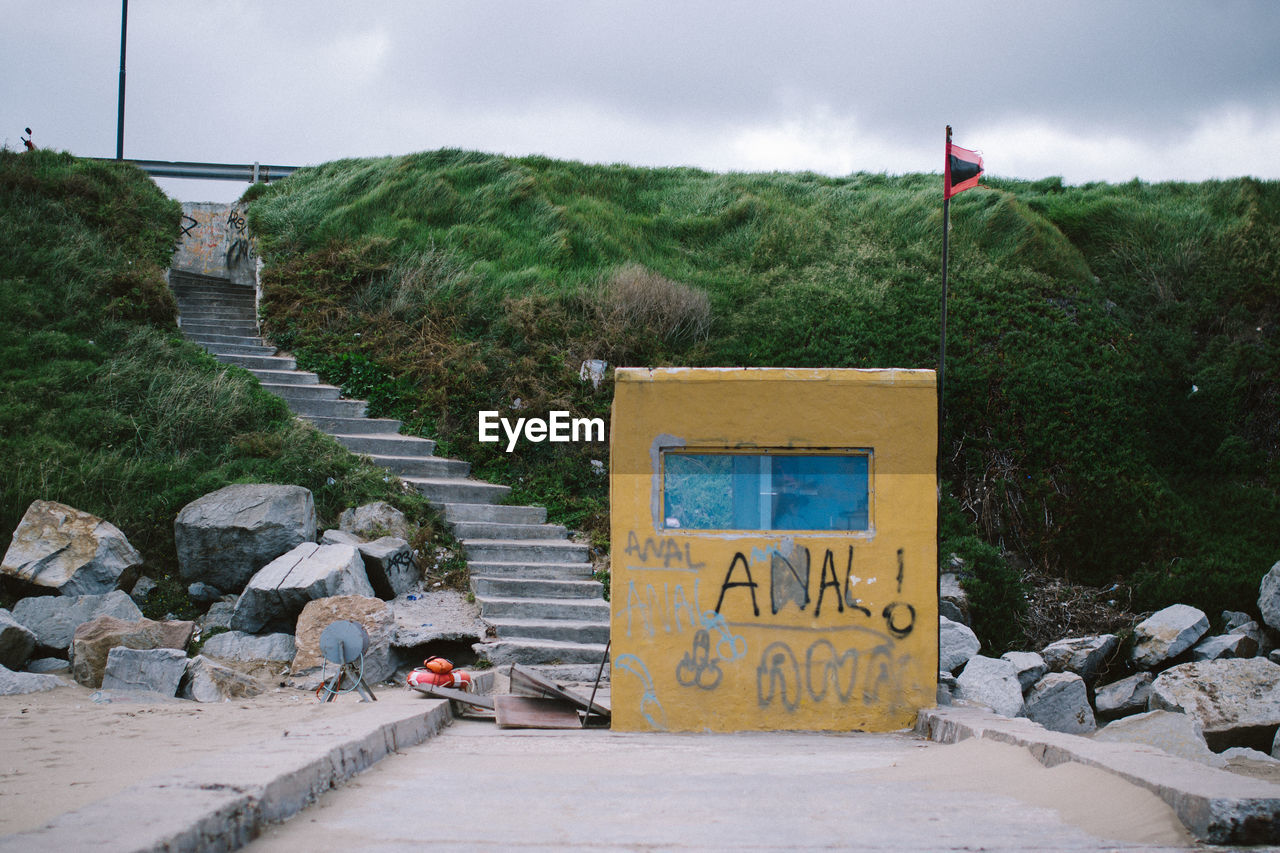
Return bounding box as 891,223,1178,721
116,0,128,160
939,125,952,461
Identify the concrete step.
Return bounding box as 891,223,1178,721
284,397,367,418
181,320,260,337
171,283,254,298
172,294,256,307
248,368,319,386
217,353,298,371
463,539,590,565
443,503,546,525
483,618,610,644
201,342,278,357
471,576,603,600
367,454,470,479
330,432,435,454
450,521,567,540
466,560,595,580
475,595,608,621
260,382,342,402
186,332,270,348
406,477,510,504
302,416,403,436
473,638,609,667
178,308,257,322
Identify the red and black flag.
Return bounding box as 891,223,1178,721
944,141,984,199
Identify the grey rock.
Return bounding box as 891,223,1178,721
956,655,1024,717
129,575,156,605
1191,632,1259,661
1259,559,1280,632
1,500,142,596
231,543,374,634
1001,651,1047,693
290,595,395,689
0,609,37,669
939,572,969,623
1094,708,1224,767
389,589,486,648
12,590,142,652
338,501,409,541
174,483,317,593
198,600,237,632
1223,610,1254,633
187,582,223,603
201,630,296,663
1023,671,1096,734
1130,603,1210,669
1040,634,1118,683
69,615,195,688
1150,658,1280,751
939,616,981,673
1095,671,1154,719
937,671,957,706
25,657,69,674
357,537,419,600
100,646,188,696
180,654,266,702
0,662,64,695
320,529,363,546
938,600,965,624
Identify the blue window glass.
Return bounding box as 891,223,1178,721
662,451,871,531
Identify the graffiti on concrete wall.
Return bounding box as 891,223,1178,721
172,202,256,285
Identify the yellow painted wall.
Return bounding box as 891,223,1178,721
610,367,937,732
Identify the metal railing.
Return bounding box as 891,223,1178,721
95,158,300,182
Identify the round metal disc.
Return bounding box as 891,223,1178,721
318,620,370,664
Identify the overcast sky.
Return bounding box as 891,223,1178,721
3,1,1278,203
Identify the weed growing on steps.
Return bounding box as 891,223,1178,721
1,149,453,609
247,151,1280,652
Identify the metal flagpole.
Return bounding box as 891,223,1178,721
940,125,952,465
116,0,128,160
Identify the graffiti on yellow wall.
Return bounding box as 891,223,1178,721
610,368,938,732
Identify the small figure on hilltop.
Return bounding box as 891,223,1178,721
21,127,34,151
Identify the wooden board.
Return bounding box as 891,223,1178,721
493,695,582,729
508,665,611,718
409,683,496,709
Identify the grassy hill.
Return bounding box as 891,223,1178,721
244,150,1279,652
0,149,449,617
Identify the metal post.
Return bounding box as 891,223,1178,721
116,0,128,160
940,125,951,432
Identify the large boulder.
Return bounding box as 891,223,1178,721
955,655,1025,718
69,615,195,688
101,647,188,696
11,590,142,653
0,662,64,695
939,572,969,625
389,589,487,649
939,616,980,673
1,501,143,596
1093,709,1223,767
0,609,37,669
338,502,410,541
357,537,419,600
181,655,266,702
1129,603,1209,669
174,484,317,593
290,595,395,688
1040,634,1118,683
1022,671,1096,735
231,543,374,634
1095,672,1154,719
1259,560,1280,631
1150,658,1280,751
1001,651,1047,693
200,630,296,679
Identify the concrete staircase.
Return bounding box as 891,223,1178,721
170,270,610,678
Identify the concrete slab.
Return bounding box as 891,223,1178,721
0,692,452,853
917,704,1280,845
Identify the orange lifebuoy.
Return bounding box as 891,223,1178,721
423,656,454,674
407,667,472,690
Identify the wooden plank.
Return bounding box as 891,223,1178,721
409,683,496,710
509,665,611,718
494,695,582,729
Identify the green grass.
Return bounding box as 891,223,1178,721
244,150,1279,652
0,149,453,607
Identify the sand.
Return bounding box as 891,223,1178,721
0,679,391,836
